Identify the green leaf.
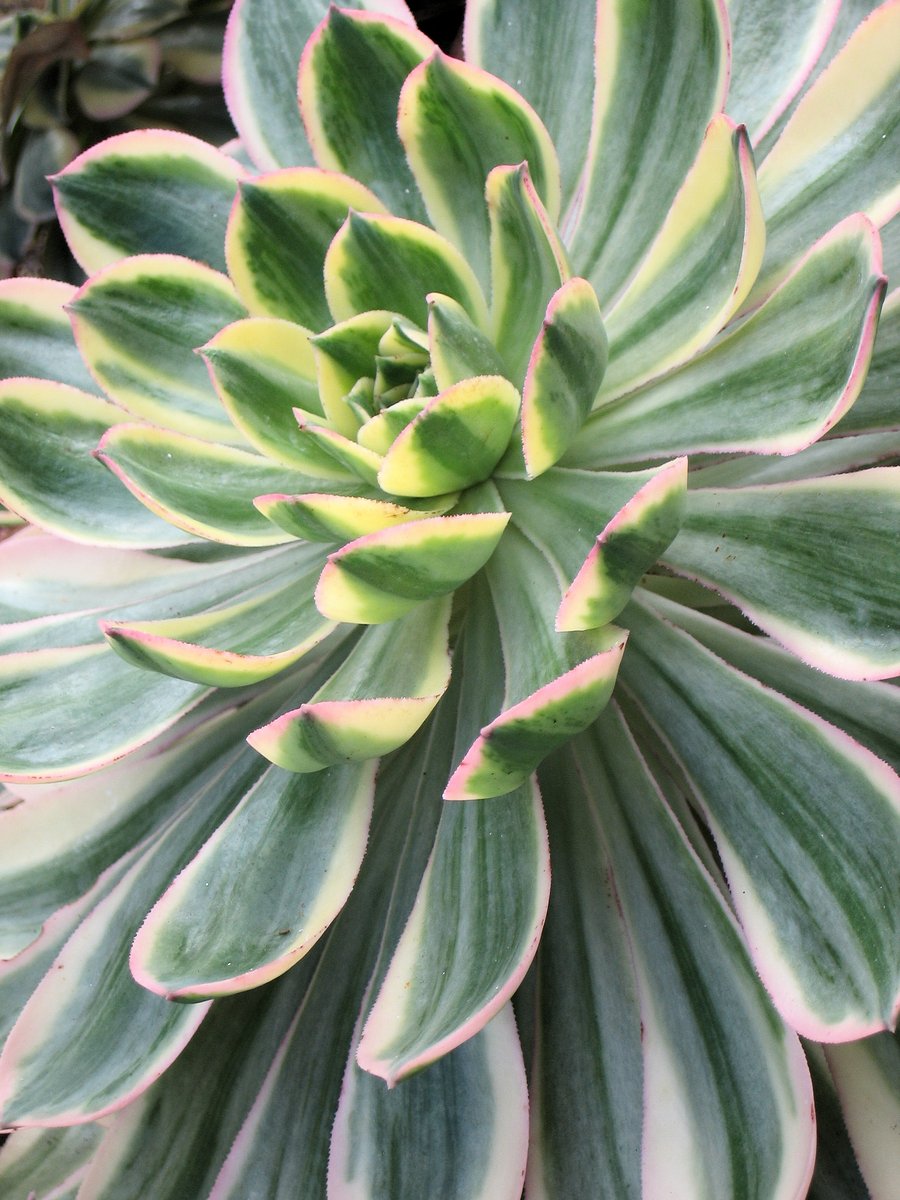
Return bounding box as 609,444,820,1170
255,489,455,544
315,511,510,623
520,276,607,478
572,215,886,463
52,130,244,274
73,38,160,120
333,1006,528,1198
427,292,508,390
755,1,900,297
398,50,560,290
665,468,900,679
310,308,396,437
0,277,99,393
69,254,247,443
600,116,765,401
248,598,451,771
0,379,193,549
378,374,521,497
131,757,375,999
224,167,388,330
0,1125,104,1198
298,7,432,220
324,210,489,331
486,162,568,388
97,424,319,546
566,0,728,304
834,286,900,435
622,596,900,1039
529,710,815,1199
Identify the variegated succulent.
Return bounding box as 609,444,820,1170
0,0,898,1196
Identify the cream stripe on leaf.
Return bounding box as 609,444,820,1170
487,162,569,388
96,425,326,547
0,380,193,549
68,255,247,444
247,597,450,772
51,130,245,274
298,8,432,221
833,287,900,435
825,1033,900,1200
600,115,766,402
398,51,560,292
0,278,100,393
664,468,900,680
529,712,815,1200
224,168,387,330
622,597,900,1041
755,0,900,298
565,0,728,306
255,489,457,544
130,758,376,1000
569,215,885,464
0,1125,104,1198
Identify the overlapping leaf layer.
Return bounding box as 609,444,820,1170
0,1,898,1197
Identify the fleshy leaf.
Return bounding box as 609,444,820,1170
293,415,382,485
486,162,569,388
298,7,432,220
398,50,560,289
51,131,244,274
97,424,317,546
664,468,900,680
69,254,247,443
0,379,193,549
557,457,687,631
315,512,511,623
445,526,626,801
73,39,160,120
566,0,729,304
324,210,489,331
824,1032,900,1200
835,286,900,435
520,277,607,478
622,596,900,1039
0,277,100,393
224,167,388,330
378,374,521,497
571,215,885,463
0,1125,105,1198
528,710,815,1199
311,309,396,437
248,598,451,771
427,292,508,390
756,1,900,296
599,116,765,400
130,759,376,999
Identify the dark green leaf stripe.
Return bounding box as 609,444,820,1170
53,131,244,273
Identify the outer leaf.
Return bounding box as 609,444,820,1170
0,379,193,549
315,512,510,623
298,7,432,220
665,468,900,679
464,0,597,207
324,210,489,331
566,0,728,304
556,457,687,631
398,50,560,289
97,424,317,546
520,277,607,478
486,162,569,388
599,116,765,401
69,254,247,443
835,286,900,435
248,598,451,771
528,711,815,1200
726,0,840,143
51,130,244,274
222,0,417,171
224,167,388,330
572,215,885,464
622,596,900,1040
755,0,900,296
332,1006,529,1198
131,758,376,999
824,1032,900,1200
0,277,99,392
0,1125,105,1198
378,374,521,496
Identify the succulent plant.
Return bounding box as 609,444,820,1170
0,0,898,1196
0,0,234,280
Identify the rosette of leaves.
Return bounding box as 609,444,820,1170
0,0,898,1196
0,0,233,279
